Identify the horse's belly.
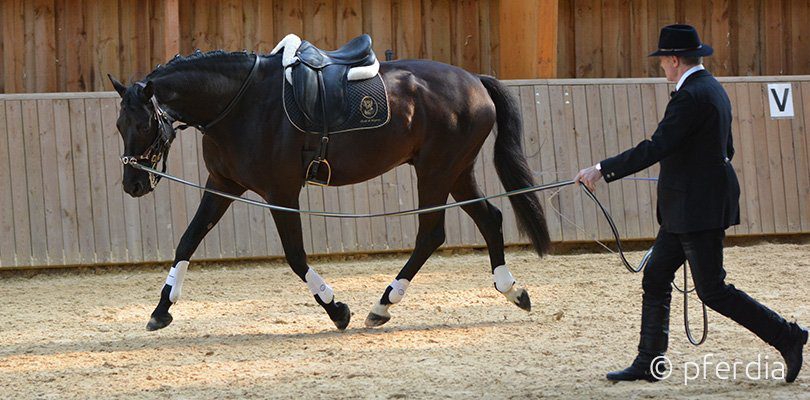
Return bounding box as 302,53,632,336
324,130,413,186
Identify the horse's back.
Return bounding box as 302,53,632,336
379,59,496,129
364,60,497,179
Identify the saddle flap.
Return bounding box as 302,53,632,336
291,66,322,125
291,64,351,128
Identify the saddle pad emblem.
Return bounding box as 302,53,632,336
283,73,390,135
360,96,378,119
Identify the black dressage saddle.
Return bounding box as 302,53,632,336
278,34,389,186
291,34,377,130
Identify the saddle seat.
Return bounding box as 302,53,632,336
271,34,380,130
297,34,376,68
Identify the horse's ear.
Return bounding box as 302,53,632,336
141,80,155,102
108,74,128,97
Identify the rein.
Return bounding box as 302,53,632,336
128,160,707,345
127,161,575,217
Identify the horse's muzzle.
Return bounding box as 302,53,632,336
124,179,151,198
123,166,154,197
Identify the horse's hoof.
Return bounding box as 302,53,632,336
514,289,531,312
503,286,532,312
146,313,173,331
331,302,351,330
365,312,391,328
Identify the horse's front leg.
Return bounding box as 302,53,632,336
270,207,351,330
147,177,244,331
365,180,451,328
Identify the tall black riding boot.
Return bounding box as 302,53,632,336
607,298,670,382
778,322,808,383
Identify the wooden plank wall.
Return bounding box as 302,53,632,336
5,0,810,93
558,0,810,78
1,76,809,269
0,0,500,94
498,0,559,79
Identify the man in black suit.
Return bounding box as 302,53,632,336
574,24,807,383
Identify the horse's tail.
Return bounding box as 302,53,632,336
479,75,551,256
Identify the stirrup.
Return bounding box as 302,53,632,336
306,158,332,186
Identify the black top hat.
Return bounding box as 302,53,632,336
649,24,713,57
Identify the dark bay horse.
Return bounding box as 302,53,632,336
108,42,550,331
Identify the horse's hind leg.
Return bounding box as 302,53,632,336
365,181,449,328
270,207,351,330
451,168,531,311
147,177,243,331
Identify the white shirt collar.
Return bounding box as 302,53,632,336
675,64,705,91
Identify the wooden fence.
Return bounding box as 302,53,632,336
0,0,505,93
4,0,810,94
558,0,810,78
1,76,809,269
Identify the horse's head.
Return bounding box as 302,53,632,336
109,75,174,197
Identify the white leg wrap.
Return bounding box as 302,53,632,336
166,260,189,303
492,265,516,293
387,279,410,304
371,302,391,318
305,268,334,304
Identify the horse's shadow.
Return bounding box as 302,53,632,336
0,318,532,359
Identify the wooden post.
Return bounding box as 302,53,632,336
498,0,558,79
33,0,57,92
163,0,180,60
222,0,244,51
3,0,26,92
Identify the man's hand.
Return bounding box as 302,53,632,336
574,165,603,192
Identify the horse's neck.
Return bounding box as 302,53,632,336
152,60,251,127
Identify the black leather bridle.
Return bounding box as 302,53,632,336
120,95,177,188
119,54,261,188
